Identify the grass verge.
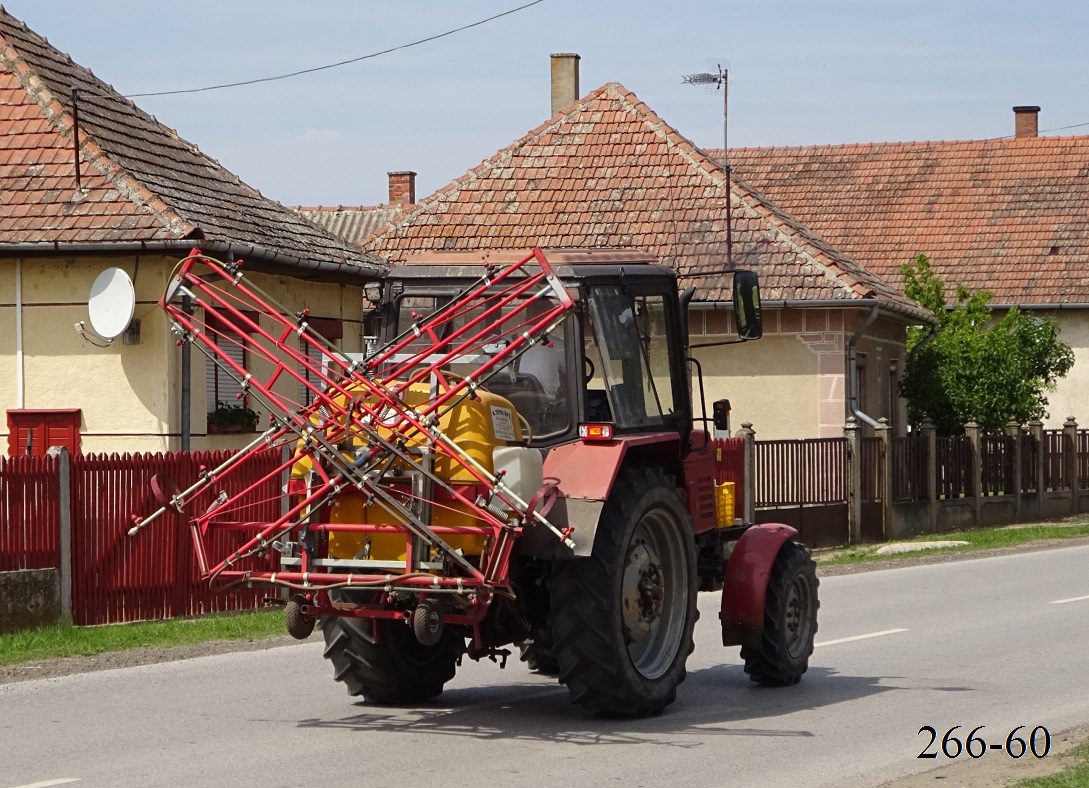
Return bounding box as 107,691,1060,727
0,609,285,667
1016,737,1089,787
814,521,1089,567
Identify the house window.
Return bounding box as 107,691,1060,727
855,353,869,416
205,331,248,412
299,340,320,408
204,309,260,414
888,361,900,434
7,409,82,457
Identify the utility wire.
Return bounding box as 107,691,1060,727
125,0,546,98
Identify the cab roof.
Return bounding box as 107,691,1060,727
394,248,674,284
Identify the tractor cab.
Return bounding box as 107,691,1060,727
382,249,761,449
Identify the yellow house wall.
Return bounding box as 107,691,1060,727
0,255,367,455
1022,310,1089,429
689,307,911,440
1,255,176,454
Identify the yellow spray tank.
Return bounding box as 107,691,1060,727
290,381,527,564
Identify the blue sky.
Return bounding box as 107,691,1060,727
5,1,1087,207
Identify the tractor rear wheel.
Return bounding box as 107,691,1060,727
548,466,697,716
320,612,463,703
741,541,819,686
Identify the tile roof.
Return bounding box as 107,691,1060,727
726,136,1089,305
0,9,384,279
294,205,403,245
364,83,928,321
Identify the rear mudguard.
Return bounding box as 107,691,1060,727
720,523,798,647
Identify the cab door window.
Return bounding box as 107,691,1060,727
586,287,677,430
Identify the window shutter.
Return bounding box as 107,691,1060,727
206,335,247,411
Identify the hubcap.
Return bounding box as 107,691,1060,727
621,507,688,680
784,573,813,659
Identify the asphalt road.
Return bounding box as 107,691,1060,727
3,544,1088,788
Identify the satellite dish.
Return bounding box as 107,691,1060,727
88,267,135,339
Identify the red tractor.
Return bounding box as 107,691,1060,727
134,247,818,717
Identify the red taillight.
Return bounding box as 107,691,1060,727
578,423,615,441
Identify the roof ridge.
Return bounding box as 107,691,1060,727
295,204,389,212
726,133,1089,157
0,30,198,238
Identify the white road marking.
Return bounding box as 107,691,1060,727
9,780,81,788
814,628,909,648
1050,594,1089,605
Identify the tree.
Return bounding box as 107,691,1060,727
899,254,1074,435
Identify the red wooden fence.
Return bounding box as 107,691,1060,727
69,449,283,626
0,455,60,572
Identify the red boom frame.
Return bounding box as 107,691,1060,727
132,248,576,638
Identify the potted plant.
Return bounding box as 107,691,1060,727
207,401,260,434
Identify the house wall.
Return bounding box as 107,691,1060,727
689,307,910,440
1,255,366,455
1027,310,1089,429
1,254,176,454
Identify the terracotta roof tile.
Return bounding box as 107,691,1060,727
0,9,382,276
365,83,925,320
726,137,1089,304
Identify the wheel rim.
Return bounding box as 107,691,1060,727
620,506,688,680
784,572,814,659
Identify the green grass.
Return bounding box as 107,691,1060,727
0,609,286,667
814,522,1089,567
1016,738,1089,787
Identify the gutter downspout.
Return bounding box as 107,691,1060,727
15,258,24,409
847,304,881,429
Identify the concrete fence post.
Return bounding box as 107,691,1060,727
964,421,983,527
46,446,72,623
921,419,938,532
844,417,861,544
875,417,892,540
1064,416,1079,514
1006,419,1022,520
1028,420,1045,519
738,422,756,524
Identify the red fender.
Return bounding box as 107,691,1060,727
720,523,798,647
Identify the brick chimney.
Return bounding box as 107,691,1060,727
550,53,580,116
1013,106,1040,138
387,171,416,205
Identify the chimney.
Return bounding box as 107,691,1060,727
1013,105,1040,139
550,53,580,116
387,171,416,205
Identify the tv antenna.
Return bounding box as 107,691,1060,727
682,63,732,268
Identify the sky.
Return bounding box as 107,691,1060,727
5,1,1088,208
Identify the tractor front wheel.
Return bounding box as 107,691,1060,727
741,541,819,686
321,613,463,703
548,466,697,716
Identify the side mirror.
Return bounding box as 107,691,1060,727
733,270,762,340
